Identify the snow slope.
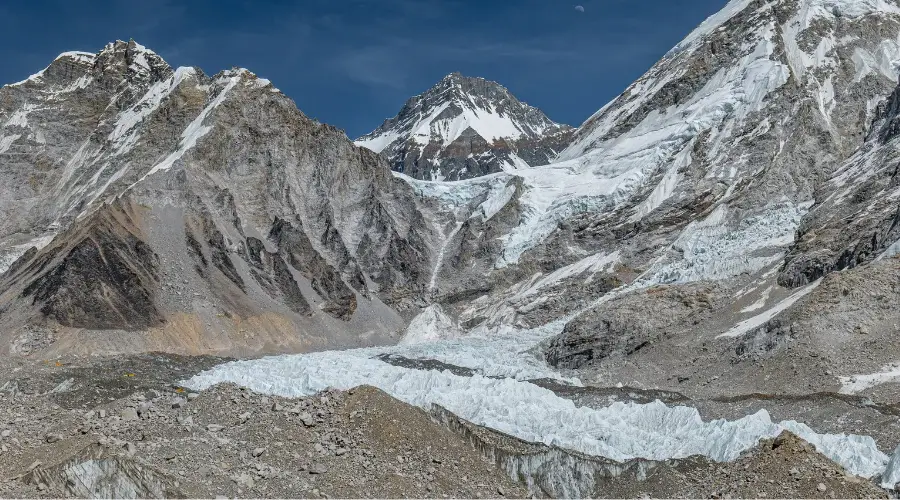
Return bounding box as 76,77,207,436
357,73,566,153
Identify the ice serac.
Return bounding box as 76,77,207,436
0,40,433,356
355,73,573,181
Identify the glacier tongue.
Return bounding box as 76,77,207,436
184,327,890,480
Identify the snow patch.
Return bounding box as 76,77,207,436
428,218,464,292
517,251,621,300
477,181,517,221
6,51,96,87
56,51,96,64
718,280,821,338
629,140,691,222
852,39,900,82
840,363,900,394
355,130,401,154
0,233,57,274
669,0,756,56
109,67,197,156
741,285,774,313
0,135,21,155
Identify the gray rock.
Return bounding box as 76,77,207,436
120,408,139,421
137,402,152,416
309,463,328,475
298,412,316,427
232,472,255,489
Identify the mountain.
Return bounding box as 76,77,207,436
0,40,435,356
4,2,900,396
355,72,573,181
7,0,900,495
393,0,900,398
173,0,900,491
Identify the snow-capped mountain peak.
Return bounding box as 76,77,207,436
94,39,173,82
355,73,572,181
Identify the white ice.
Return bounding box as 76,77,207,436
185,322,890,480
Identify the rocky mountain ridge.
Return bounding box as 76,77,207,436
0,40,434,357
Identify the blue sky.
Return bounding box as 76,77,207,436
0,0,726,138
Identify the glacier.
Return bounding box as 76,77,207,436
185,320,893,481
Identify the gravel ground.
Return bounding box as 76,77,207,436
0,354,527,498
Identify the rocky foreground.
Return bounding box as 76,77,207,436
0,354,888,499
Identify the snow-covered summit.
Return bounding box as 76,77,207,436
4,39,172,92
359,72,565,151
94,39,173,81
356,72,572,181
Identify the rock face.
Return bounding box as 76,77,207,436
779,75,900,287
355,73,572,181
0,40,433,356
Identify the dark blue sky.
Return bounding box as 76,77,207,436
0,0,726,138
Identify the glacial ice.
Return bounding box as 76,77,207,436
185,325,891,480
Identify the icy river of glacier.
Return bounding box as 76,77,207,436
184,316,900,488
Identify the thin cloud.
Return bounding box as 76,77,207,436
330,44,412,90
329,36,582,89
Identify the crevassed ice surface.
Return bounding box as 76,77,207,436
185,321,891,480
